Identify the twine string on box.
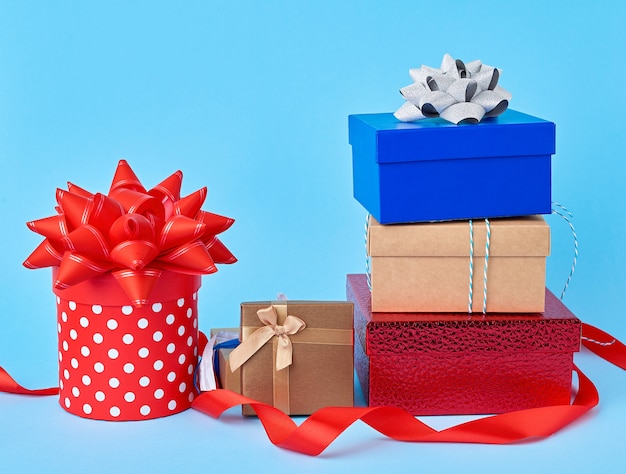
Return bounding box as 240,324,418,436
365,214,372,291
552,202,616,348
468,219,491,315
468,220,474,313
552,202,579,301
582,336,617,347
364,213,490,314
483,219,491,314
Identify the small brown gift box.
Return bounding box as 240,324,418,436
368,214,550,313
232,302,354,416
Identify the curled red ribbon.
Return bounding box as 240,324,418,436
0,323,624,455
190,322,624,455
191,365,597,455
23,160,236,307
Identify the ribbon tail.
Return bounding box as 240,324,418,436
0,366,58,396
581,323,626,370
275,336,293,371
229,326,275,372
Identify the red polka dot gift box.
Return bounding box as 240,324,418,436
54,271,200,420
24,160,236,421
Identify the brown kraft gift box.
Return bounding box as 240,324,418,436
367,215,550,313
233,301,354,416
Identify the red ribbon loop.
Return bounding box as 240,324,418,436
204,236,237,264
108,160,147,193
62,225,111,261
26,215,69,240
109,188,166,221
109,214,156,245
174,187,207,217
159,215,207,251
157,240,217,274
89,193,125,230
56,188,92,230
149,170,183,203
23,239,64,269
196,210,235,238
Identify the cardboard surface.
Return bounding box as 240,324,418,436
238,301,354,416
368,215,550,312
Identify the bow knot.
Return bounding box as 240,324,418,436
230,305,306,372
23,160,237,307
394,53,512,125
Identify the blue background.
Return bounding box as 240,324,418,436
1,1,625,472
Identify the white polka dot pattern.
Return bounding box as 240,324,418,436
56,291,199,421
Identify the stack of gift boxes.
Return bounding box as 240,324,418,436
211,57,582,417
215,104,583,418
346,108,582,415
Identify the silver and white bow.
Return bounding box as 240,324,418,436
394,54,512,125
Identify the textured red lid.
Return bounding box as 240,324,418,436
347,274,581,355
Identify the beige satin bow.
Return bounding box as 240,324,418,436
229,305,306,372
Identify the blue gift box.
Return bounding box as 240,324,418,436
348,110,555,224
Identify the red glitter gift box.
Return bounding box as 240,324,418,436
347,274,581,415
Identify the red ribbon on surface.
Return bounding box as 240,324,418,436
0,367,58,396
190,322,622,455
23,160,236,307
191,365,597,455
0,323,623,456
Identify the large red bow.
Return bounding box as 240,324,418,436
23,160,236,307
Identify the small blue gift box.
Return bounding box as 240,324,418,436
348,110,555,224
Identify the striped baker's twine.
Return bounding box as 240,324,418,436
364,204,612,347
468,219,490,315
482,218,491,314
365,213,372,291
468,220,474,313
366,213,491,314
551,202,578,301
582,336,616,346
551,202,616,348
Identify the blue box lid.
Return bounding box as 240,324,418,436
349,110,555,164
